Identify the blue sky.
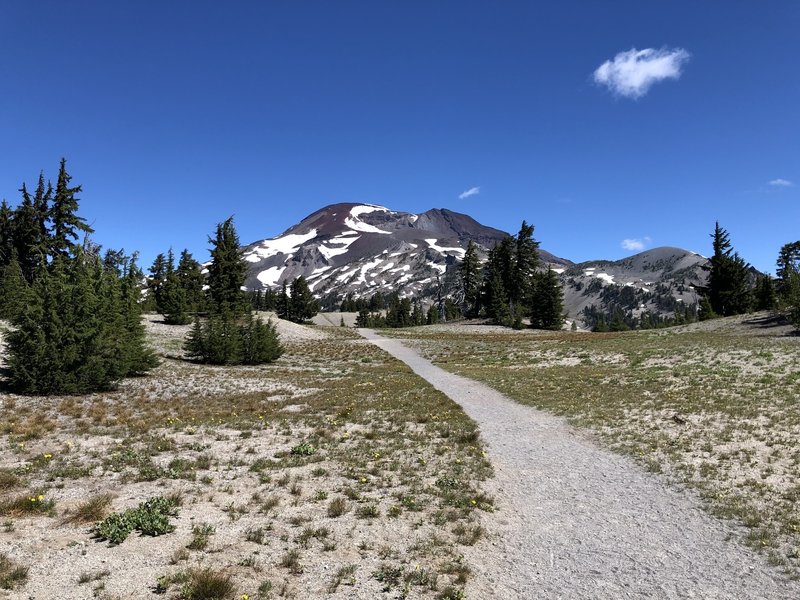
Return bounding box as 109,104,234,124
1,1,797,274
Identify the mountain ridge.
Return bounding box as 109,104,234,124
241,203,707,323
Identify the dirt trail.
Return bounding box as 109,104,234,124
358,329,798,599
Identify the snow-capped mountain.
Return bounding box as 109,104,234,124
242,203,711,323
242,203,570,299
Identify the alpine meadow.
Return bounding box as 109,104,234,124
1,2,799,599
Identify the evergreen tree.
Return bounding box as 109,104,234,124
239,312,283,364
0,200,14,267
487,271,510,326
754,275,777,311
510,221,540,309
7,251,157,394
529,268,564,330
176,249,205,313
0,252,29,320
288,276,319,323
49,159,93,258
704,222,752,316
184,218,282,365
161,271,190,324
13,184,47,282
207,217,247,314
277,280,290,320
147,253,167,312
460,240,482,317
776,241,800,302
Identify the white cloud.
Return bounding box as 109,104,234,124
769,178,793,187
594,47,690,99
458,186,480,199
621,236,651,251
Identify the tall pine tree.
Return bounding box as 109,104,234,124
704,222,752,316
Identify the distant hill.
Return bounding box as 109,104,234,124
562,247,708,325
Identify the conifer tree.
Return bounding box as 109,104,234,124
754,275,777,311
176,249,205,313
776,241,800,302
13,184,47,282
511,221,540,309
529,268,564,330
49,159,93,258
0,252,29,320
184,218,282,364
277,281,290,320
147,253,167,312
460,240,482,317
288,276,319,323
0,200,13,267
207,217,246,314
704,222,752,316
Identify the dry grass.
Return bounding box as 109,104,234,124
0,318,491,598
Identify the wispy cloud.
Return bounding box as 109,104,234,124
621,236,651,251
458,186,480,199
769,178,793,187
594,47,690,99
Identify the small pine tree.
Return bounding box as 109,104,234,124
288,276,319,323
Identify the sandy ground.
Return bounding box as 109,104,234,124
359,328,800,599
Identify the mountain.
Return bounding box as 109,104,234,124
242,203,570,302
561,247,708,325
241,203,709,323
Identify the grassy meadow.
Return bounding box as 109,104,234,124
385,315,800,576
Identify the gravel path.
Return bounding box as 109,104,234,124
358,329,799,599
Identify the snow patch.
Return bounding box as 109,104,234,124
257,266,285,287
318,235,361,259
345,205,391,235
552,268,565,274
245,229,318,261
595,273,615,284
424,239,465,256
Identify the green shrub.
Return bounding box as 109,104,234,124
94,495,180,545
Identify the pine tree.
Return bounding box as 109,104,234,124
0,252,29,320
288,276,319,323
529,268,564,330
184,218,282,364
176,249,205,313
487,271,510,326
7,251,157,394
460,240,481,317
13,184,47,282
277,280,290,320
147,253,167,312
704,222,752,316
207,217,247,315
754,275,777,311
49,159,93,258
776,241,800,302
0,200,14,267
510,221,540,309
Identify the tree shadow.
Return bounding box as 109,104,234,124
741,313,799,336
